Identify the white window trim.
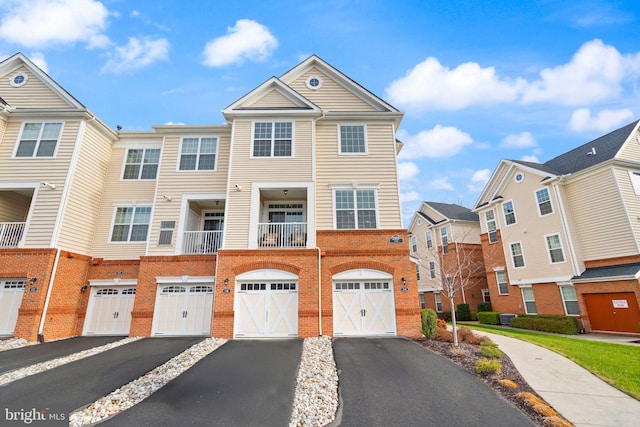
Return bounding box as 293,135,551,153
535,187,554,217
502,200,517,226
250,121,295,159
177,136,219,172
559,284,580,316
520,286,537,314
12,121,65,159
495,269,508,295
509,241,526,269
628,170,640,195
338,123,368,155
108,204,152,244
485,209,498,244
544,233,566,264
121,147,161,180
331,184,380,230
410,235,417,253
440,226,449,253
426,230,433,248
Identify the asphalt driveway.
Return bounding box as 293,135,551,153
332,337,535,426
101,339,304,427
0,337,203,426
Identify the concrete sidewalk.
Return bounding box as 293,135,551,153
477,331,640,427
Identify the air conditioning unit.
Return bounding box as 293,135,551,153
499,313,517,325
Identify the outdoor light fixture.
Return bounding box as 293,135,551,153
29,277,37,284
162,195,172,201
41,182,56,190
401,277,406,286
283,189,288,196
81,285,88,293
223,278,229,286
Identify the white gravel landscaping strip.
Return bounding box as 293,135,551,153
289,336,339,427
69,337,228,427
0,337,141,386
0,337,37,352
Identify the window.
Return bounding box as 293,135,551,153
485,210,498,243
510,242,525,268
123,148,160,179
111,206,151,242
502,201,516,225
415,263,421,280
536,188,553,216
339,125,366,154
440,227,449,254
434,293,443,312
560,285,580,315
426,230,433,248
179,137,217,170
158,220,176,245
410,235,417,253
482,289,491,302
418,293,425,309
15,122,62,158
521,287,537,314
629,171,640,195
429,261,436,279
545,234,565,263
496,270,508,295
335,189,377,229
252,122,292,157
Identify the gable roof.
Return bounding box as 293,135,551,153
424,202,479,222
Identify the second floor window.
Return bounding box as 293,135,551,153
536,188,553,215
111,206,151,242
339,125,366,153
510,242,525,268
15,122,62,158
123,148,160,179
502,201,516,225
496,270,508,294
179,137,217,170
426,230,433,248
335,189,377,229
429,261,436,279
485,210,498,243
253,122,292,157
410,235,417,253
440,226,449,254
546,234,565,263
415,263,420,280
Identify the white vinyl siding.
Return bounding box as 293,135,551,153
496,270,508,295
502,200,516,225
334,188,377,229
535,188,553,216
339,124,366,154
521,287,537,314
510,242,525,268
124,148,160,179
485,209,497,243
14,122,63,158
179,137,217,170
545,234,565,263
0,66,71,108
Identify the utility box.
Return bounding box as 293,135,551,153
499,313,517,325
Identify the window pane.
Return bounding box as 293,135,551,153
124,164,141,179
336,211,355,229
357,210,376,228
144,149,160,163
36,140,56,157
340,125,365,153
42,123,61,139
115,207,132,224
16,140,36,157
111,224,129,241
180,155,197,170
357,190,375,209
274,122,291,139
335,191,354,209
181,138,199,154
273,139,291,156
141,164,158,179
130,224,149,241
127,149,143,164
133,207,151,224
254,122,272,139
253,140,271,157
22,123,42,140
200,138,217,154
198,154,216,170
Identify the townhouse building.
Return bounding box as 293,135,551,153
475,121,640,333
0,53,420,341
408,202,487,314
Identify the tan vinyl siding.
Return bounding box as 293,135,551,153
57,122,113,255
90,146,156,260
0,66,71,109
147,132,231,255
451,222,481,245
614,167,640,251
248,89,299,108
316,122,401,229
288,67,377,112
565,167,636,260
0,191,31,221
224,119,313,248
477,163,510,210
0,120,79,247
615,129,640,162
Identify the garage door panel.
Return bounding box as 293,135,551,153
333,291,362,335
84,287,136,335
333,279,396,336
235,280,298,338
362,290,395,334
0,280,25,335
152,284,213,336
268,292,298,336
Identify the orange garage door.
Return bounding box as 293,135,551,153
583,292,640,333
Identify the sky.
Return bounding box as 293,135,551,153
1,0,639,225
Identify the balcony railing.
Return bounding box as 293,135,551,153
0,222,25,248
258,222,307,248
183,231,223,254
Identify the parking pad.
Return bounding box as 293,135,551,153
102,339,303,427
0,336,122,375
0,337,203,425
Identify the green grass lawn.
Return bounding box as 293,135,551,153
460,323,640,400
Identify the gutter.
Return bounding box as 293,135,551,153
38,249,60,343
317,247,323,336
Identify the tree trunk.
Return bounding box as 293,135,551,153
450,295,458,347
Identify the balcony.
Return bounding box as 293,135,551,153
258,222,307,248
0,222,25,248
183,230,223,254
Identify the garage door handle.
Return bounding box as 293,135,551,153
361,309,366,317
113,312,119,319
182,310,188,318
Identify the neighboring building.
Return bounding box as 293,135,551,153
474,121,640,333
0,53,420,341
408,202,488,315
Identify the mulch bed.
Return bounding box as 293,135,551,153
415,338,557,426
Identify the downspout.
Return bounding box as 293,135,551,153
38,249,60,343
317,247,323,336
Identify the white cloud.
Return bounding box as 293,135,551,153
386,57,522,111
501,132,537,149
427,177,455,191
397,161,420,182
398,125,473,159
27,52,48,73
520,155,540,163
400,191,421,203
568,108,634,132
0,0,110,48
101,37,169,74
522,39,632,105
202,19,277,67
467,169,491,193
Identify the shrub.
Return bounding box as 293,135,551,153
477,311,501,325
477,301,492,312
439,311,452,322
470,311,478,321
456,304,471,321
475,358,502,375
421,309,438,339
510,314,579,334
458,327,485,345
480,341,503,358
436,328,454,343
436,318,447,330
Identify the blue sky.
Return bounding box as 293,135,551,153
1,0,639,224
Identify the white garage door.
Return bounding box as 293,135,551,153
333,269,396,336
83,286,136,335
152,284,213,336
0,279,25,336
